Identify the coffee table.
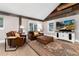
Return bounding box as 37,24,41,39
37,36,54,45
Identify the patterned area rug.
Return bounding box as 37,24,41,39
28,39,79,56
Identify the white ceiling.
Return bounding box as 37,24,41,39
0,3,60,20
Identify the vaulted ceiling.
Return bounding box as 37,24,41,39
0,3,60,20
44,3,78,21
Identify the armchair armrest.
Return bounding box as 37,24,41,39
6,36,17,39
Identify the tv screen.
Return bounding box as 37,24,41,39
56,19,75,31
64,19,75,30
56,22,64,30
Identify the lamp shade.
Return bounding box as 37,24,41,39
20,25,24,29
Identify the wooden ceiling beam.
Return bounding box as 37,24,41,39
48,7,72,18
48,4,78,18
57,3,76,11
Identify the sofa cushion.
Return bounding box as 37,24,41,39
34,32,39,36
15,32,20,37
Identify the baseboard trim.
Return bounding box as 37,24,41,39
0,40,5,43
75,40,79,43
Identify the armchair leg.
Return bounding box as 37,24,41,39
5,38,17,52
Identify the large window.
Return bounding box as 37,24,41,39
0,17,4,29
29,23,37,31
49,23,53,31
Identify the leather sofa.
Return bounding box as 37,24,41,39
28,31,44,40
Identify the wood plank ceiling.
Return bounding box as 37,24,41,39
44,3,79,21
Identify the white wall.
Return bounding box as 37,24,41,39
44,14,79,41
21,18,28,34
0,15,19,42
44,20,56,37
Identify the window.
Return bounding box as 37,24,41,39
49,23,53,31
29,23,37,31
34,24,37,31
0,17,4,29
29,23,33,31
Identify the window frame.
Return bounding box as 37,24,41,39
48,22,54,32
29,22,37,31
0,17,4,30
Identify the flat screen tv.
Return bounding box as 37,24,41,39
56,19,75,31
56,22,64,30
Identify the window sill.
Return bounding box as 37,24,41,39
0,28,4,30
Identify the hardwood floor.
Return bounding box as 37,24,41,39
0,39,79,56
0,42,38,56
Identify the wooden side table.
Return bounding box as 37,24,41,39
5,37,17,51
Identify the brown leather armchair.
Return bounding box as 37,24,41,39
6,31,26,47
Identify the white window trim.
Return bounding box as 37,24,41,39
47,20,56,33
48,22,54,32
0,17,4,30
